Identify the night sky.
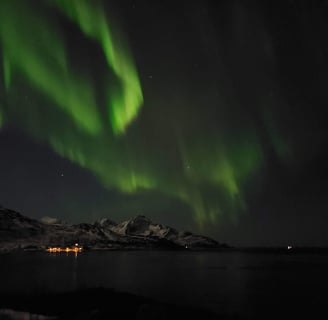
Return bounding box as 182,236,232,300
0,0,328,246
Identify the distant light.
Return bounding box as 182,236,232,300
287,245,292,250
47,246,82,254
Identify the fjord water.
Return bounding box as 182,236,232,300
0,250,327,318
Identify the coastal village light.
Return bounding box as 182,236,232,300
46,245,83,253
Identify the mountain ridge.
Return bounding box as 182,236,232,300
0,206,225,252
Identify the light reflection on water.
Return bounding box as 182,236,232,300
0,250,328,317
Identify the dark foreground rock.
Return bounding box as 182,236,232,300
0,206,226,252
0,287,234,320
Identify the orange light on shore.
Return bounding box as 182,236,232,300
46,246,82,253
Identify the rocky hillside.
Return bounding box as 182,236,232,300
0,206,224,252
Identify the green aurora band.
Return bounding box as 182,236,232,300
0,1,102,135
0,108,3,128
50,0,143,135
0,0,289,226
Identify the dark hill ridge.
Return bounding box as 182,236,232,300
0,206,223,252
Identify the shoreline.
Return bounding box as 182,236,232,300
2,245,328,255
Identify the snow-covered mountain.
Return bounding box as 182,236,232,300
104,215,219,248
0,206,224,252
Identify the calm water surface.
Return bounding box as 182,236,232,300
0,250,327,318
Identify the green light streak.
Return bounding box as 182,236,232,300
0,1,102,135
175,130,263,224
0,109,3,128
262,106,292,162
268,128,291,161
49,133,157,200
0,0,278,227
3,53,11,91
51,0,143,134
0,1,149,210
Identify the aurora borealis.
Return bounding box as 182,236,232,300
0,0,143,135
0,0,328,245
